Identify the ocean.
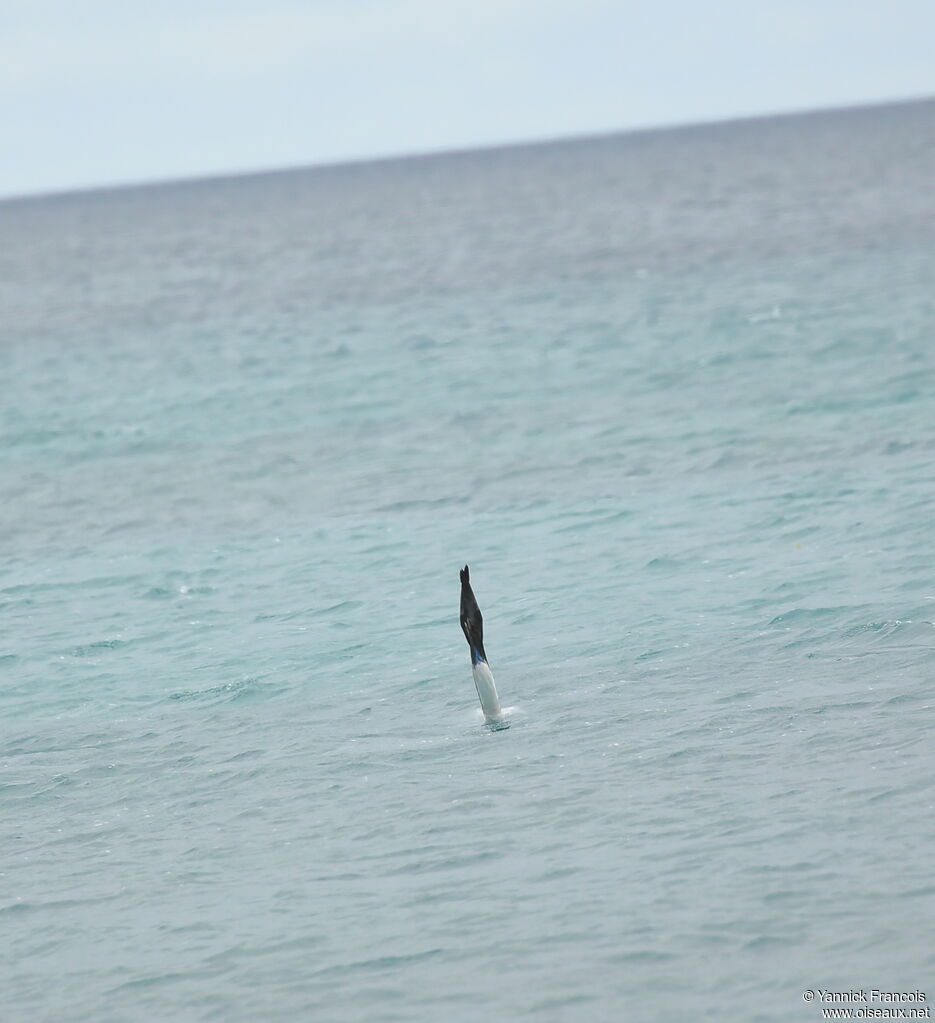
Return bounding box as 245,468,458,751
1,98,934,1022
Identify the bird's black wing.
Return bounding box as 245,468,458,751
459,564,487,665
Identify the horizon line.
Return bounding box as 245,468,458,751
2,91,932,206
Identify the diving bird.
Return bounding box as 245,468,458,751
459,565,504,725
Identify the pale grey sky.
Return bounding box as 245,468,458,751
2,0,932,198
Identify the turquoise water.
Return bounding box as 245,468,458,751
2,99,934,1021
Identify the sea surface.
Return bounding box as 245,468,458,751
2,98,934,1022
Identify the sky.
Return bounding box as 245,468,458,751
2,0,933,198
